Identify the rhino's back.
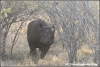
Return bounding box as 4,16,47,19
27,19,48,42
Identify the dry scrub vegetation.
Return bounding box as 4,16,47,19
0,1,99,66
1,21,95,66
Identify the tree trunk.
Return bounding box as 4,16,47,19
98,27,100,67
69,37,74,63
98,28,100,67
0,25,3,56
98,44,100,66
1,24,11,55
2,31,7,55
0,26,1,60
0,26,1,55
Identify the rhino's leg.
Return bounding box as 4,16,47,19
40,45,50,59
28,42,37,56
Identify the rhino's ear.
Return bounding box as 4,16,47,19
39,23,42,28
52,26,55,33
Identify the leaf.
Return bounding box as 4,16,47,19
7,8,12,13
78,38,82,43
0,8,12,18
1,9,6,14
4,13,8,17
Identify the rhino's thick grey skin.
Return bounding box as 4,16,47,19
27,19,55,59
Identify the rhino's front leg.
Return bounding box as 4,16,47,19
40,45,50,59
28,41,37,56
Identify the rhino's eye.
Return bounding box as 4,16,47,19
51,36,54,39
42,34,45,37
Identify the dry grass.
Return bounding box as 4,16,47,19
77,44,92,57
77,43,93,63
1,42,94,66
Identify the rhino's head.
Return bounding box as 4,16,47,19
39,23,55,45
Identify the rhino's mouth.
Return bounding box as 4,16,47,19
43,26,52,27
40,42,51,46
